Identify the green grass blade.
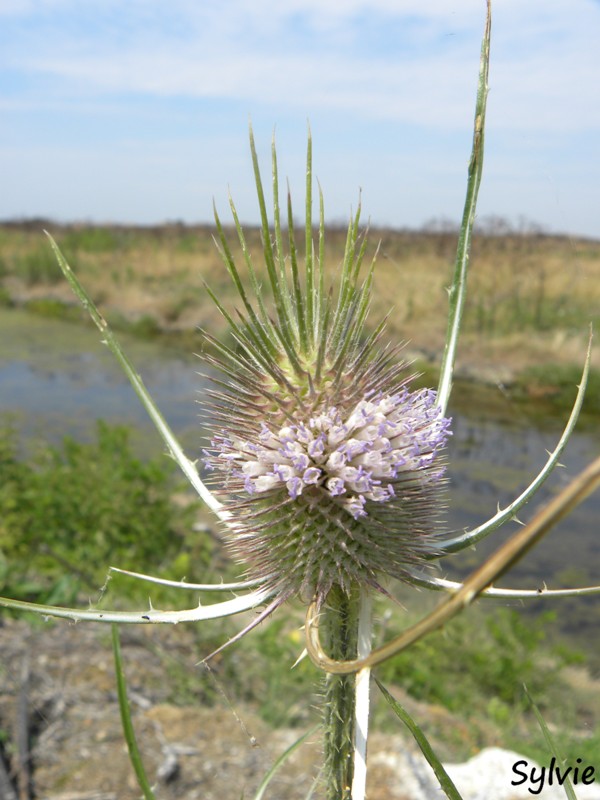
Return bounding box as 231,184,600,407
437,0,491,414
304,770,323,800
111,625,157,800
252,725,320,800
375,678,464,800
524,685,578,800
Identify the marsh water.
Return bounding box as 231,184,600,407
1,308,599,641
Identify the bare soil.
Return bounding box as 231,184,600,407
2,597,600,799
0,616,463,800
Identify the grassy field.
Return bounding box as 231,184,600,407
1,220,599,400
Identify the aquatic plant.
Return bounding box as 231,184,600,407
1,3,599,798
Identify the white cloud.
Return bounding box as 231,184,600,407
2,0,598,133
1,0,599,235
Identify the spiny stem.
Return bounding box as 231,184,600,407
321,585,360,800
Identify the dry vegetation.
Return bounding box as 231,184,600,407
1,220,599,386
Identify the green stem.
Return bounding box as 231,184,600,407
322,585,360,800
437,0,491,414
111,625,156,800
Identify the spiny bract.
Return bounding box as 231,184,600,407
202,133,450,606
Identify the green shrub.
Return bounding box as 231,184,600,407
0,421,211,605
376,606,575,715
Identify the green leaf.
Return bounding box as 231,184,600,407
252,725,320,800
112,625,157,800
375,678,464,800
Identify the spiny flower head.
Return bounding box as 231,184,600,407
202,131,451,606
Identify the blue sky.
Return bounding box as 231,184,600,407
1,0,599,237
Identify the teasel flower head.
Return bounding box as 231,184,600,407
202,131,451,608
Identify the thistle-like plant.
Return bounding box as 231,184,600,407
2,3,600,799
202,144,451,609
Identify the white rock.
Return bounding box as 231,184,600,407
444,748,600,800
371,746,600,800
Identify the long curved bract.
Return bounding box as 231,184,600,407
0,587,274,624
45,234,237,532
437,332,592,555
405,570,600,599
109,566,266,591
